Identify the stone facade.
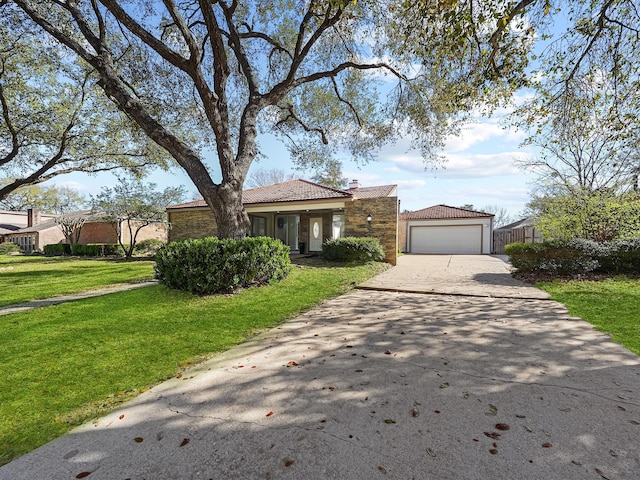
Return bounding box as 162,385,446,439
168,207,218,241
167,195,399,265
344,197,398,265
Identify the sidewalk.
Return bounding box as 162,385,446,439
0,282,158,316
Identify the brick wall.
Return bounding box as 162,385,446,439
168,208,218,241
78,222,119,244
120,222,168,244
344,196,398,265
37,227,65,250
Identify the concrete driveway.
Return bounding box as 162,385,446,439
360,254,550,300
2,259,639,479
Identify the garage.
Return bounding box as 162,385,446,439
410,225,482,254
400,205,494,255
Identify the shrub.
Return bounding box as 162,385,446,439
44,244,72,255
505,239,601,275
322,237,385,263
0,242,20,255
597,238,640,273
154,236,291,295
134,238,165,256
70,243,124,256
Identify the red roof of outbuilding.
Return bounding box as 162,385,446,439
401,205,494,220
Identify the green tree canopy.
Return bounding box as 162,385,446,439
9,0,543,239
0,182,86,214
0,7,171,201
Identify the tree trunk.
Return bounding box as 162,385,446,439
200,179,249,240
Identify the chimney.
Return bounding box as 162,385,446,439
348,179,360,189
27,208,41,228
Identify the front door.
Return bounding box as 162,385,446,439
309,217,323,252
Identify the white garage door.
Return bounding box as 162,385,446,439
410,225,482,254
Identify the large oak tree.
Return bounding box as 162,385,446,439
7,0,557,238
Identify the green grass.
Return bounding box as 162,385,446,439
0,256,155,307
0,261,386,465
538,276,640,356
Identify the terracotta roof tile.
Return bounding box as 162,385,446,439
168,179,397,209
401,205,494,220
243,179,351,204
348,185,397,199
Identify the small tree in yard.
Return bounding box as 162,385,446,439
92,178,185,259
55,212,86,244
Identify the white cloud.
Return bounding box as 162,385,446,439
343,171,381,186
440,151,531,178
382,151,532,179
393,179,427,189
444,121,525,153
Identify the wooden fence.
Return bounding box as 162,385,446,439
493,228,531,254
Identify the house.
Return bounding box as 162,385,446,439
1,208,168,253
492,216,542,254
399,205,494,254
1,209,60,252
166,179,399,265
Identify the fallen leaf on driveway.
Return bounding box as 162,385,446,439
284,459,294,467
542,442,552,448
384,419,396,424
134,437,144,443
485,404,498,416
484,432,501,440
384,350,392,355
266,411,274,417
595,468,611,479
76,473,91,479
286,361,298,367
489,449,498,455
439,382,449,389
495,423,510,431
180,438,189,447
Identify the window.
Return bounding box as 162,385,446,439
275,214,299,250
250,216,266,237
332,213,345,239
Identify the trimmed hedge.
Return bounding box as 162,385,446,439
505,239,640,275
71,244,124,256
322,237,385,263
44,244,72,255
154,236,291,295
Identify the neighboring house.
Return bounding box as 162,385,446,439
0,209,60,252
167,179,399,265
399,205,494,254
0,209,167,253
493,216,542,254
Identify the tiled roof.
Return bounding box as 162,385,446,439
244,179,351,203
495,216,535,231
348,185,397,199
401,205,494,220
168,179,396,209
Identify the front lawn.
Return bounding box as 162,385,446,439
0,261,385,466
0,256,155,307
538,276,640,356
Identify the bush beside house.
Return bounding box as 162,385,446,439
322,237,385,263
155,236,291,295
